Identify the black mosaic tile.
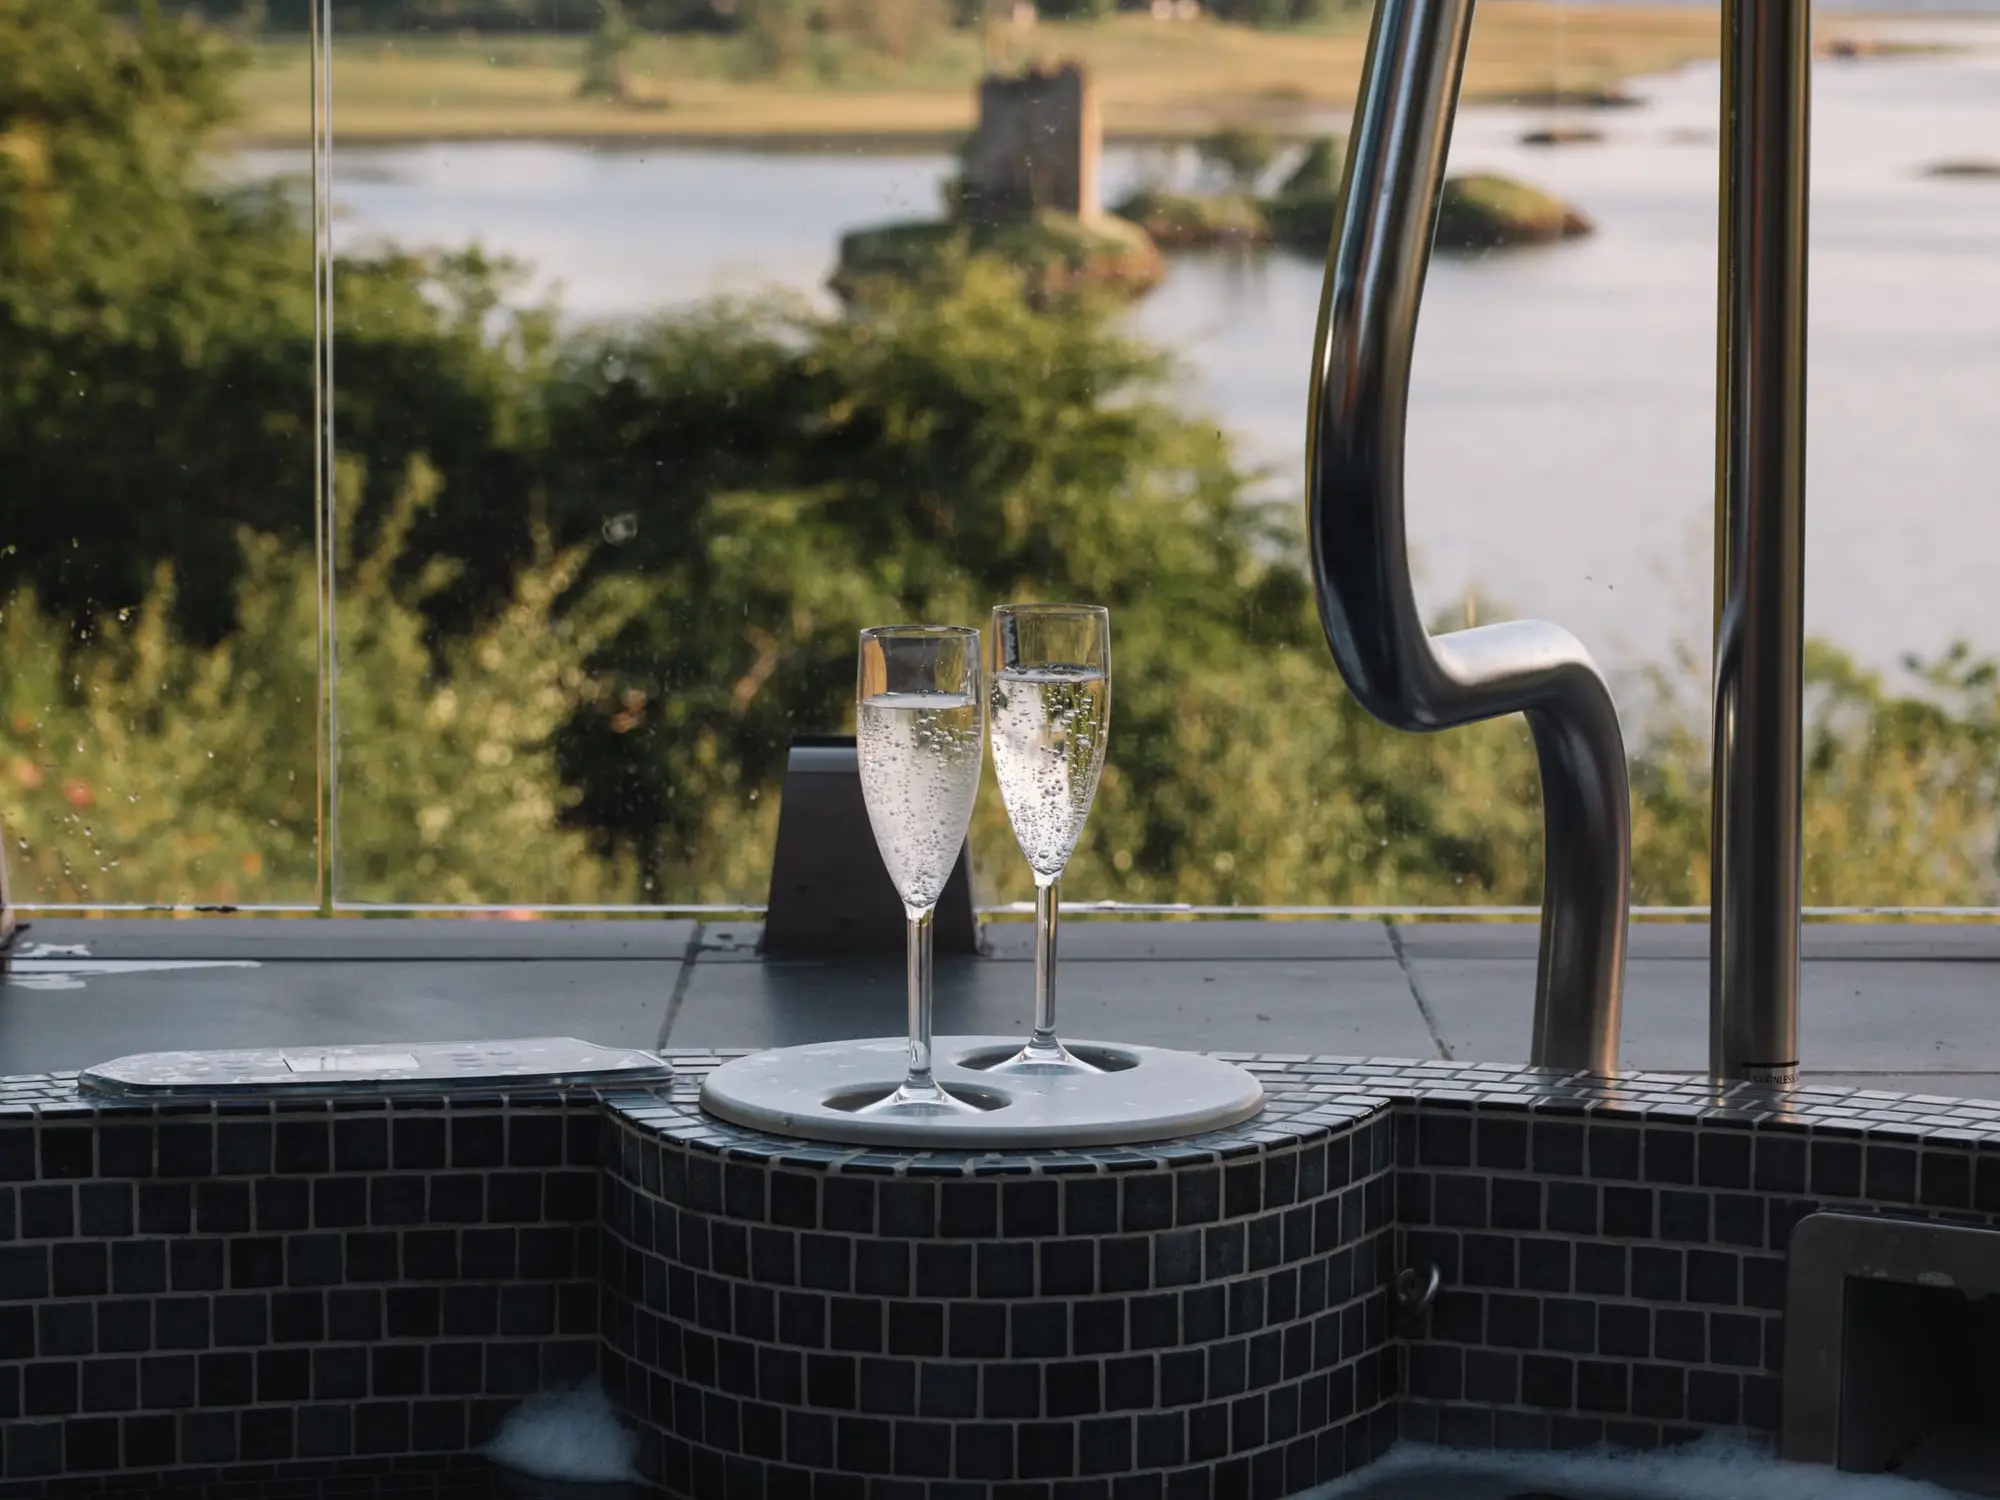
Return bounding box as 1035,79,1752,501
1657,1190,1708,1244
1712,1193,1763,1249
1542,1299,1595,1355
1520,1354,1573,1410
1753,1134,1807,1196
1475,1117,1527,1173
1766,1198,1820,1254
1545,1182,1597,1237
1969,1156,2000,1219
1515,1237,1570,1294
1695,1129,1750,1190
1742,1254,1786,1313
41,1129,96,1182
1812,1137,1864,1199
1643,1129,1696,1186
873,1301,934,1360
933,1182,994,1240
1866,1145,1919,1204
1685,1250,1740,1306
1686,1370,1741,1426
1921,1150,1973,1209
1417,1114,1472,1169
1631,1247,1682,1303
1587,1128,1640,1182
1531,1122,1585,1178
1432,1175,1486,1230
1602,1186,1653,1239
1485,1295,1538,1351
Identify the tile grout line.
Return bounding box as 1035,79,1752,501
657,921,705,1051
1385,920,1454,1062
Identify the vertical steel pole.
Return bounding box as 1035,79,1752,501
312,0,338,918
1710,0,1810,1085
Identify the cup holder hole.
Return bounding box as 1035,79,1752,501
954,1043,1141,1074
823,1083,1011,1114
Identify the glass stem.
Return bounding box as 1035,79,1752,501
1029,873,1063,1058
903,904,939,1098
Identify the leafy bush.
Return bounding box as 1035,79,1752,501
1,459,648,905
575,0,641,99
735,0,953,75
1206,0,1347,27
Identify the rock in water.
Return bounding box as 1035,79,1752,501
1263,191,1342,249
833,210,1164,305
1262,174,1591,253
1927,159,2000,180
1434,174,1594,250
1111,189,1269,249
1521,126,1605,148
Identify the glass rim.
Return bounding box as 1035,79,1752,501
858,623,981,641
991,602,1110,618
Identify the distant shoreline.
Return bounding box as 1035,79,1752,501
228,129,1303,154
222,7,1720,149
222,9,1993,152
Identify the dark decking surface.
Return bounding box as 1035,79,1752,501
2,918,1993,1097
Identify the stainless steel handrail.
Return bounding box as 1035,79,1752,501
1305,0,1630,1074
1710,0,1809,1086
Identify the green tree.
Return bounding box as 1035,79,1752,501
0,0,550,648
738,0,815,73
536,264,1293,897
576,0,641,101
1208,0,1357,26
0,0,297,637
1207,0,1291,26
824,0,950,60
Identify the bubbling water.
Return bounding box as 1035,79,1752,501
857,689,983,911
990,663,1110,879
481,1381,641,1484
1316,1434,1966,1500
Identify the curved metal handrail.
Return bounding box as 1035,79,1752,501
1305,0,1629,1073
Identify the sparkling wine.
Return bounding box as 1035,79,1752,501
857,690,983,910
989,664,1111,879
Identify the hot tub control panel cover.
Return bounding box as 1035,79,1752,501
76,1036,673,1098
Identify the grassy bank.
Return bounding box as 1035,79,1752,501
228,3,1734,146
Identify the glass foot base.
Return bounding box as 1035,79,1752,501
856,1082,984,1117
982,1042,1103,1077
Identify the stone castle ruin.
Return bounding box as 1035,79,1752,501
958,63,1101,226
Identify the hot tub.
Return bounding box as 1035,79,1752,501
5,1052,1999,1496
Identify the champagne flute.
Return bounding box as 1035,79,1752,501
987,604,1111,1074
855,625,985,1115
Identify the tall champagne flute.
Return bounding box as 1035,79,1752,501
856,626,985,1115
987,604,1111,1074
